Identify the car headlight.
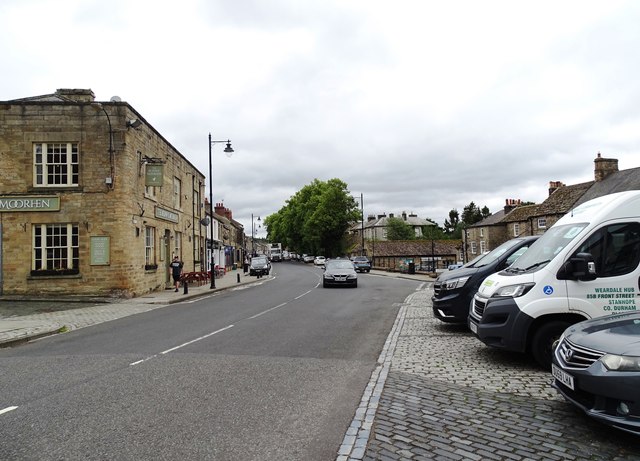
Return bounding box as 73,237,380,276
347,274,357,279
601,354,640,371
492,283,535,298
444,276,470,290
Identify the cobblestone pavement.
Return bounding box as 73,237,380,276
340,286,640,461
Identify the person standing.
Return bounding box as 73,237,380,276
170,256,183,292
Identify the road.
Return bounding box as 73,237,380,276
0,262,421,461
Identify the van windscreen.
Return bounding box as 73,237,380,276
508,223,588,272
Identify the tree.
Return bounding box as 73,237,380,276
386,217,415,240
264,178,360,257
461,201,491,226
443,209,460,235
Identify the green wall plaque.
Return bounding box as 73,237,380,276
90,236,110,265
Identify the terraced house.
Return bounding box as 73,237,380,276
0,88,219,297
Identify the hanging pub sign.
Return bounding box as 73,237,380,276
145,164,164,187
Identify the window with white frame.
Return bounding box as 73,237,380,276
32,223,79,272
174,231,182,259
173,177,182,210
471,241,477,254
145,227,156,267
34,143,79,187
513,223,520,236
480,240,487,254
480,228,484,237
538,218,547,229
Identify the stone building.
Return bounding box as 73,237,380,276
0,88,210,297
463,154,639,262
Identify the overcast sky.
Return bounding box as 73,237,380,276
2,0,640,237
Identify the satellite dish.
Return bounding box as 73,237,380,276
110,96,122,102
200,217,210,226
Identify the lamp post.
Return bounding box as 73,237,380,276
208,133,234,289
359,193,364,255
251,214,261,256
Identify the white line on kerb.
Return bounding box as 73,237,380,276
0,406,18,415
248,303,288,319
160,325,234,355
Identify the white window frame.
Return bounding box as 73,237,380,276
173,177,182,210
145,227,156,266
479,228,484,237
479,240,487,254
513,223,520,236
33,143,79,187
174,231,182,259
470,241,477,254
32,223,79,271
538,218,547,229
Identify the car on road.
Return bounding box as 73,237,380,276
303,255,315,263
352,256,371,273
314,256,326,266
432,235,538,324
552,312,640,435
249,256,271,277
323,259,358,288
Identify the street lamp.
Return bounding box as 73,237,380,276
208,133,234,289
251,214,261,256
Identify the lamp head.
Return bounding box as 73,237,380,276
126,119,142,129
224,141,234,157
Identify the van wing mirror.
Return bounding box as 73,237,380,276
557,252,597,281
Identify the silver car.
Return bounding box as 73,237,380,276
322,259,358,288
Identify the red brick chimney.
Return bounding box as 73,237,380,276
594,153,618,182
504,198,521,214
548,181,565,196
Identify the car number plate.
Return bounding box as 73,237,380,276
469,321,478,334
552,364,574,391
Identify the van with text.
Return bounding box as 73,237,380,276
469,191,640,368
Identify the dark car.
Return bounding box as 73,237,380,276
249,256,271,277
352,256,371,273
323,259,358,288
552,312,640,435
432,235,539,324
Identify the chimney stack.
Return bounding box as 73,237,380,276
504,198,521,214
594,152,619,182
548,181,565,196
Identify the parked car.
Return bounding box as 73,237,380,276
249,256,271,277
352,256,371,273
432,235,539,324
323,259,358,288
303,255,315,263
314,256,326,266
552,312,640,435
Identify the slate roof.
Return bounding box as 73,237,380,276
535,181,593,216
574,167,640,206
502,204,540,223
468,209,505,228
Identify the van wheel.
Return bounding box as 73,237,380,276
531,321,570,370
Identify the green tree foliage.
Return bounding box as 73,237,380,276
386,217,415,240
264,178,360,257
443,209,460,236
461,201,491,225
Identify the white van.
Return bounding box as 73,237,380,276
469,191,640,368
